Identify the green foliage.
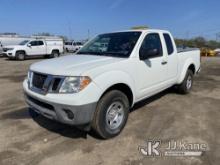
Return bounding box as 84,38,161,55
175,36,220,49
34,32,54,36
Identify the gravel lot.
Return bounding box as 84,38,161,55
0,56,219,165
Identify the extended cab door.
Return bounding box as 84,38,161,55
136,33,168,98
163,33,178,80
37,40,46,55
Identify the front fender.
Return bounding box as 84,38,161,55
93,70,136,105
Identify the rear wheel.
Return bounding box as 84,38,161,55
51,50,59,58
92,90,129,139
16,51,25,61
177,70,194,94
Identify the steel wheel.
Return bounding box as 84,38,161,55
186,75,192,90
106,101,125,130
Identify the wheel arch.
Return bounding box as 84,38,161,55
99,83,134,108
16,50,26,55
177,61,196,84
51,49,60,54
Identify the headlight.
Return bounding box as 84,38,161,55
59,76,91,93
7,48,14,51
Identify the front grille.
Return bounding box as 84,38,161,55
32,72,47,89
30,72,64,94
27,94,54,111
52,78,62,91
3,48,8,52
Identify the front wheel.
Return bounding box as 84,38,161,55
177,70,194,94
16,51,25,61
92,90,129,139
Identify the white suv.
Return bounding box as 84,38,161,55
64,41,83,52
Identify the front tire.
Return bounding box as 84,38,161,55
177,70,194,94
92,90,130,139
16,51,25,61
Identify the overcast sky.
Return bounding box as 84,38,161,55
0,0,220,40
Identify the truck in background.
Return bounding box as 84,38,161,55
3,37,64,60
64,41,84,52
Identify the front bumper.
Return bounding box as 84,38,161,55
4,51,15,58
24,92,97,125
23,79,101,126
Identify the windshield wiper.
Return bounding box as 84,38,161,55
77,51,104,55
103,52,128,58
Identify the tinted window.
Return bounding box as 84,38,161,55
65,42,72,45
38,41,44,46
163,33,174,55
140,33,163,58
30,41,38,46
76,42,83,45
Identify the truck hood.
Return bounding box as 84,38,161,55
30,54,126,76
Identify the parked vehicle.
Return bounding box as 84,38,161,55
3,38,64,60
201,48,216,57
0,41,3,55
214,48,220,56
64,41,83,52
23,29,201,139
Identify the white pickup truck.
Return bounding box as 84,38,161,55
23,29,200,139
3,38,64,60
64,41,83,52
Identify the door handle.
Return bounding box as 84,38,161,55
161,61,167,65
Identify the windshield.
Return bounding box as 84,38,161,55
77,32,141,58
19,40,30,45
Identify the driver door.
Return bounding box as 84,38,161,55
137,33,168,98
26,41,39,55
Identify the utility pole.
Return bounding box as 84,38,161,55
216,33,220,42
87,29,90,41
68,21,73,40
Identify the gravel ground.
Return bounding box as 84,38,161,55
0,56,219,165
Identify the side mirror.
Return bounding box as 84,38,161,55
140,48,159,60
27,44,31,47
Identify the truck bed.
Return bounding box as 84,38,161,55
177,48,199,53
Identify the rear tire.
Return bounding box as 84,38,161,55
177,70,194,94
51,50,59,58
16,51,25,61
92,90,129,139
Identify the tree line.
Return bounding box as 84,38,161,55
175,37,220,49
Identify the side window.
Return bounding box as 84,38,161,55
38,41,44,46
163,33,174,55
140,33,163,58
30,41,38,46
